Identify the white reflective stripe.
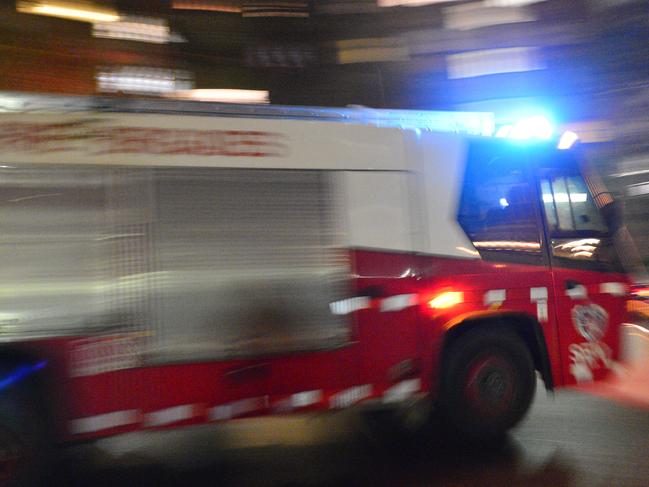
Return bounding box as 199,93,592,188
380,294,419,312
530,287,548,301
291,390,323,408
209,396,268,421
329,384,372,409
228,396,268,417
484,289,506,306
70,410,139,435
600,282,627,297
383,378,421,403
144,405,195,427
531,287,548,322
329,297,371,315
536,301,548,322
566,285,588,300
210,405,232,421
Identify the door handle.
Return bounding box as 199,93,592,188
565,280,582,290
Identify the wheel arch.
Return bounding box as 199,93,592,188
440,311,554,392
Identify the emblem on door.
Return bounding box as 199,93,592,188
571,303,608,342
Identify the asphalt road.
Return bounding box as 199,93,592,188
53,383,649,487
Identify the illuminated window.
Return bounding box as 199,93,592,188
93,16,175,44
446,47,544,79
443,3,536,31
96,66,193,95
540,175,608,234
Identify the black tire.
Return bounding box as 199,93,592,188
436,326,536,441
0,364,51,486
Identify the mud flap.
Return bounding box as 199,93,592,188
572,324,649,408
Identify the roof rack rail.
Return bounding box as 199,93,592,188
0,91,495,136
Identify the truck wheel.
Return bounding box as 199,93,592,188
0,365,50,486
437,327,536,441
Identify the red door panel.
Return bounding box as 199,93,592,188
552,267,628,385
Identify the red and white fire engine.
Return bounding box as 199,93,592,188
0,93,630,480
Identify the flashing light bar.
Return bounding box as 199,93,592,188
558,130,579,149
18,2,120,23
495,115,553,141
510,115,553,140
494,115,583,148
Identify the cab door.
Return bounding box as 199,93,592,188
538,162,628,386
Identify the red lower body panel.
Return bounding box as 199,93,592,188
7,250,630,442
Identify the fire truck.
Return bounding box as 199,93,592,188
0,93,630,481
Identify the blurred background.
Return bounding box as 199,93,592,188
3,0,647,270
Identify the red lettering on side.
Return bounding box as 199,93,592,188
223,131,289,157
0,123,76,153
0,123,290,159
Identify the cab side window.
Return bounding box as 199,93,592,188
458,146,544,264
540,175,608,234
540,172,622,272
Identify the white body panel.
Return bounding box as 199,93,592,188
411,132,479,258
0,107,478,261
342,171,413,252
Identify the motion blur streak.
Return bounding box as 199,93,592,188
17,2,120,22
169,89,270,103
93,17,172,44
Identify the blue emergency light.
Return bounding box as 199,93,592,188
494,115,578,149
495,115,553,140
